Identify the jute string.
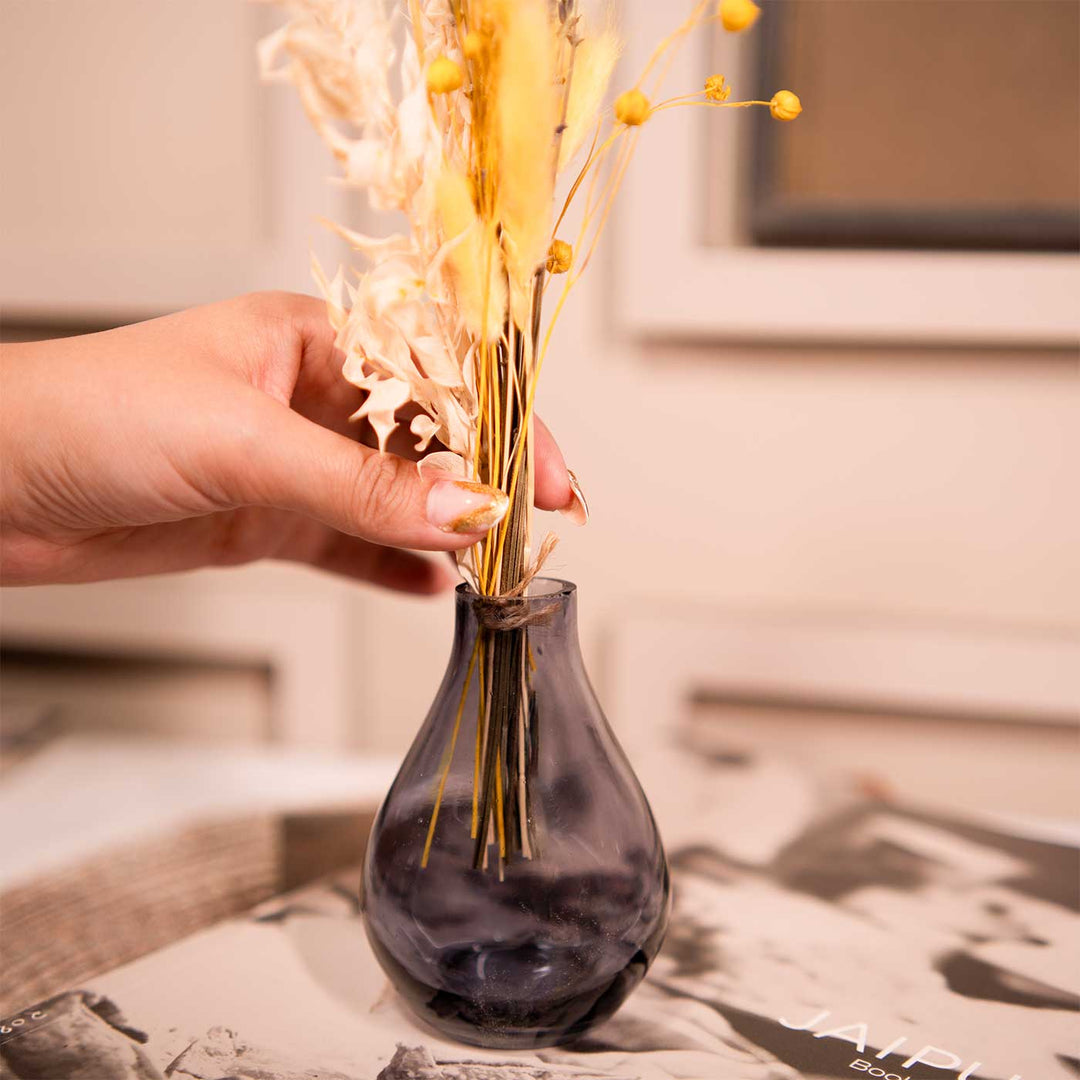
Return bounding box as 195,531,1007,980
472,595,560,631
470,532,561,630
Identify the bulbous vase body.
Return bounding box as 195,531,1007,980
362,580,670,1049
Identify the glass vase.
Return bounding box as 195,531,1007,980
361,579,670,1049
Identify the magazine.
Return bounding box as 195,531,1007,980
2,754,1076,1080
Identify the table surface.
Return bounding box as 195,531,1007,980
2,745,1077,1080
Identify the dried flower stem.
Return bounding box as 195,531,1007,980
420,638,479,867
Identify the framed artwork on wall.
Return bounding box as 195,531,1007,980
614,0,1080,345
747,0,1080,253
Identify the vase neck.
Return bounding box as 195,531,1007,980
452,579,581,662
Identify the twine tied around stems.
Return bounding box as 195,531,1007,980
469,532,561,630
472,595,560,631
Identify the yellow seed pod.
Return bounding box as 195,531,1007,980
769,89,802,121
614,88,651,126
546,239,573,275
704,74,731,102
462,31,483,62
426,56,464,94
719,0,761,33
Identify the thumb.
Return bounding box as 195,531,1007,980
228,398,507,551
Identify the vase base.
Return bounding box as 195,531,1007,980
366,929,651,1049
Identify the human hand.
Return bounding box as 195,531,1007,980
0,292,575,592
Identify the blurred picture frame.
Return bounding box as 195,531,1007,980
748,0,1080,254
614,0,1080,346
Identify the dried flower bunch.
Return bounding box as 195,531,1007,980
260,0,800,597
261,0,799,872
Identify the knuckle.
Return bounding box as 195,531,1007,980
235,289,290,317
229,291,280,329
230,291,311,347
350,452,413,531
239,289,321,324
232,292,326,384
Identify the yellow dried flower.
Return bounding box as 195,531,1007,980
462,31,483,62
769,89,802,121
546,239,573,275
437,167,507,339
426,56,463,94
719,0,761,32
557,24,621,172
493,0,559,326
614,88,651,126
704,74,731,102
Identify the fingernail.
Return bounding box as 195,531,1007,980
558,468,590,527
426,480,509,534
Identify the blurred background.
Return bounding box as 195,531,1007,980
1,0,1077,1010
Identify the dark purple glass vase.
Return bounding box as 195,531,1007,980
361,579,670,1049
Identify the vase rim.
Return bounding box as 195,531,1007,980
456,577,576,604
